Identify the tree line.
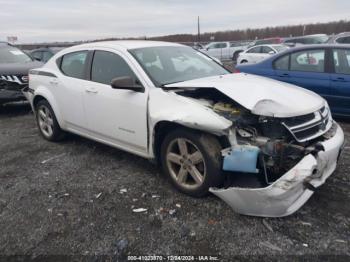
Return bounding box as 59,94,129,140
18,20,350,49
149,20,350,43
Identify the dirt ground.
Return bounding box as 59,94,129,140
0,103,349,262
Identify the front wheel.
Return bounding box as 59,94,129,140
160,128,224,197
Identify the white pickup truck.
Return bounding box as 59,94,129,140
200,41,251,61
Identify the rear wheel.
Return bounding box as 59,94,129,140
160,128,224,197
35,100,65,141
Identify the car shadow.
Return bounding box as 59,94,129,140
0,102,32,117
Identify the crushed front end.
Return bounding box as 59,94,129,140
175,88,345,217
0,75,28,104
210,102,345,217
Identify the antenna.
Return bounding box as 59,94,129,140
197,16,201,43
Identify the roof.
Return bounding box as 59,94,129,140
285,34,328,40
289,44,350,50
75,40,183,50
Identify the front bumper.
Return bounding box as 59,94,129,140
210,122,345,217
0,89,26,104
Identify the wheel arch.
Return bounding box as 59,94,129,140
32,89,65,129
151,120,230,164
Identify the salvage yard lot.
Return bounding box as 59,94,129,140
0,103,349,260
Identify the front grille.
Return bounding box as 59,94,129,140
282,106,331,142
0,75,27,91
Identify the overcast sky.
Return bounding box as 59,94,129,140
0,0,349,43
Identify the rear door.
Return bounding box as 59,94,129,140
54,50,90,130
284,48,331,100
329,48,350,115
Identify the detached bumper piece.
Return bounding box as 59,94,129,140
210,123,345,217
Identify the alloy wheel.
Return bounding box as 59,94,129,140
37,105,54,138
166,138,206,190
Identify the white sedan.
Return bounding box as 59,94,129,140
237,44,289,64
24,41,344,217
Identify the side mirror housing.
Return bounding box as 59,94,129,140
111,76,144,92
268,51,275,55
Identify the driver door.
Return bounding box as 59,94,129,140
83,49,149,155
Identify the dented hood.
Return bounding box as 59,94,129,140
165,73,325,117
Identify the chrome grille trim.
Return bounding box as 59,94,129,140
282,107,332,142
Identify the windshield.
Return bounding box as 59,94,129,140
0,46,32,64
129,46,229,86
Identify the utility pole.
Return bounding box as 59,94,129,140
197,16,201,43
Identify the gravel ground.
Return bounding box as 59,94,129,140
0,103,349,261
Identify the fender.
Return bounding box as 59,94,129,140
147,88,232,157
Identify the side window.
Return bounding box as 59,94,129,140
91,51,136,85
42,51,53,62
274,55,289,70
336,36,350,44
290,49,325,73
333,49,350,75
261,46,274,54
31,51,42,61
247,47,261,53
211,43,227,49
61,51,88,79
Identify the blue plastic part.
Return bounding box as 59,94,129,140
223,145,260,173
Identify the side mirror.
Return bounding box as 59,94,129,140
268,51,275,55
111,76,144,92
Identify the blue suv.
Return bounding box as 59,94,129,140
236,44,350,116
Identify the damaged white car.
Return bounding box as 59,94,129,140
23,41,345,217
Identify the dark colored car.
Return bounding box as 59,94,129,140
29,47,65,63
0,42,42,105
236,44,350,116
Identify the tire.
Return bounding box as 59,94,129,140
232,51,242,63
35,100,65,141
241,60,248,64
160,128,224,197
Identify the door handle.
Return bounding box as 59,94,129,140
85,88,98,94
332,77,346,82
49,79,58,85
279,73,290,78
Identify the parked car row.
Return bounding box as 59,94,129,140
200,32,350,62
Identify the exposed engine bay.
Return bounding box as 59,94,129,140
175,87,334,188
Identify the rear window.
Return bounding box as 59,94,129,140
60,51,88,79
336,36,350,44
